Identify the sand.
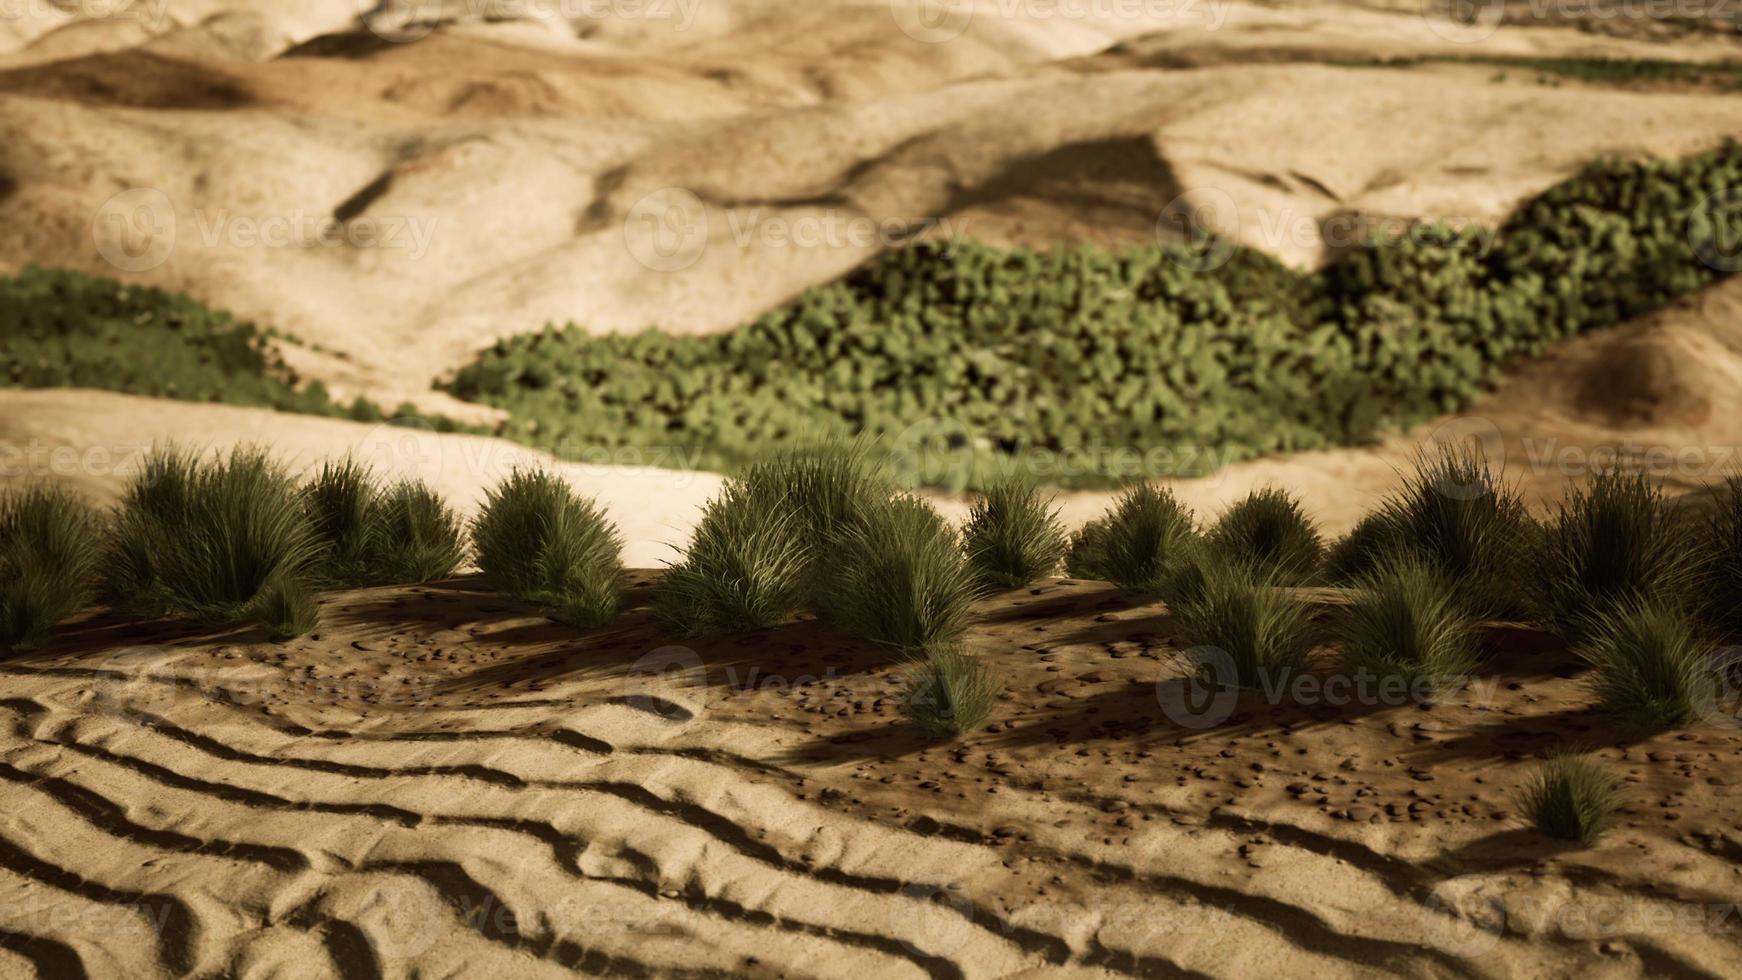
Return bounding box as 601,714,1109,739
4,0,1742,975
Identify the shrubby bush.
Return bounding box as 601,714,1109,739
302,459,465,586
962,473,1067,588
823,495,976,654
0,267,460,428
1203,487,1322,585
1328,445,1536,618
1065,483,1197,593
106,447,322,636
1535,469,1698,643
654,479,809,635
0,485,103,651
472,469,626,628
448,143,1742,488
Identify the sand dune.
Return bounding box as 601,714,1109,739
2,1,1739,412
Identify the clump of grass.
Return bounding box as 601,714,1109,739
1578,601,1717,729
654,479,809,635
1339,445,1535,617
106,447,321,635
1168,562,1314,691
366,480,467,584
301,457,377,586
1204,487,1322,584
1536,469,1697,643
902,647,997,738
471,469,625,628
0,485,104,651
823,495,977,654
253,577,318,642
740,442,891,548
1516,751,1621,844
1338,558,1480,694
1064,483,1197,593
1324,511,1395,585
961,473,1067,588
301,462,465,586
1698,475,1742,638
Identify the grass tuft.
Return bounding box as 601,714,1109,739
902,648,997,738
1065,483,1197,594
654,480,809,635
1516,751,1621,845
301,457,378,586
1338,558,1480,694
962,473,1067,588
0,485,104,652
253,577,319,641
472,469,626,628
1168,561,1314,691
1698,475,1742,638
1536,469,1697,643
823,495,976,654
1341,444,1536,617
1578,601,1718,729
106,446,321,634
366,480,467,584
1204,487,1322,584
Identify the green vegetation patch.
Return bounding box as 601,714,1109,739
0,266,460,426
448,142,1742,488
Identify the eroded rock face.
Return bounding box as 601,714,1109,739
1574,331,1713,428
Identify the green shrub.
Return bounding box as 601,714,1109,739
1578,601,1717,729
445,143,1742,489
902,648,997,738
1517,752,1621,844
0,266,451,426
367,480,466,584
961,473,1067,588
1338,558,1480,694
1169,562,1314,691
1204,487,1322,585
301,458,377,586
654,480,809,635
0,485,104,651
1324,511,1396,585
254,577,318,642
1361,445,1537,618
1699,475,1742,637
1536,469,1697,643
1065,483,1196,594
107,447,321,634
471,469,625,628
823,495,976,654
739,443,891,549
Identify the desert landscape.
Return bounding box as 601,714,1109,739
3,0,1742,977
